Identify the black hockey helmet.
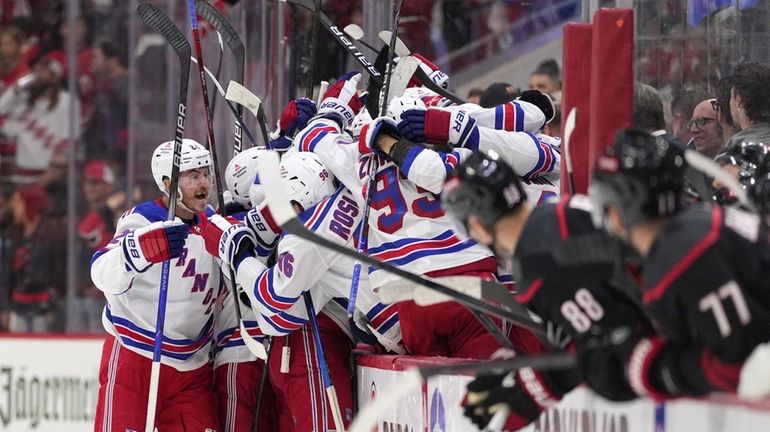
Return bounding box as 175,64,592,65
748,155,770,217
442,150,527,230
714,139,770,205
590,129,687,228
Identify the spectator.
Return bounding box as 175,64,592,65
85,38,128,162
3,184,63,333
0,25,29,95
45,16,95,128
529,59,561,101
0,54,79,187
479,82,516,108
72,160,116,333
689,98,725,159
670,88,708,145
633,82,714,200
728,62,770,151
466,87,483,105
715,75,738,145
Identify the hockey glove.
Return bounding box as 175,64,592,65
244,202,281,259
268,98,318,151
122,220,188,272
577,326,644,401
318,71,364,129
517,90,555,128
358,116,399,155
208,214,257,271
406,53,449,89
398,108,479,150
464,369,549,431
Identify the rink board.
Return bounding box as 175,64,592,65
0,335,103,432
357,354,770,432
2,336,770,431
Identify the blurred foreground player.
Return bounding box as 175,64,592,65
90,139,220,431
442,151,653,430
588,129,770,400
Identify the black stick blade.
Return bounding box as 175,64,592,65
137,3,191,61
195,1,245,63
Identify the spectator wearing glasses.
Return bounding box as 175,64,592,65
689,98,724,159
728,62,770,152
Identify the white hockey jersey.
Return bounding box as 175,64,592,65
295,117,560,287
0,88,80,184
232,186,401,346
90,199,221,371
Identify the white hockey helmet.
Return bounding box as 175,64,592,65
280,152,336,211
225,146,268,207
151,138,211,194
349,109,372,140
386,95,426,123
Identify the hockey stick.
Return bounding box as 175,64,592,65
378,30,409,57
136,5,190,431
685,149,758,212
195,0,249,153
286,0,383,85
346,0,404,320
563,108,577,195
258,151,546,335
190,56,257,146
224,80,271,148
302,292,347,432
377,31,466,105
348,352,575,432
342,24,377,53
208,31,224,116
197,0,269,148
186,0,268,362
304,0,321,99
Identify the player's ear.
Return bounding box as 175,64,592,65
466,215,494,246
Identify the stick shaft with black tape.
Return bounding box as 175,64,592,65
136,5,191,431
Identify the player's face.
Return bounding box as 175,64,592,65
178,167,211,213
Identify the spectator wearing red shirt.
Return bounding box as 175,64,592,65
2,184,64,333
73,160,116,333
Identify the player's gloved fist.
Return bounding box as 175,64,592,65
576,326,642,401
463,370,544,431
400,108,480,150
517,90,555,128
209,214,257,270
318,71,364,129
406,53,449,89
358,116,399,155
244,203,281,257
269,98,317,151
122,220,188,272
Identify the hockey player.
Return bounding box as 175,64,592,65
213,146,282,432
441,150,653,430
293,72,548,360
204,150,403,431
90,139,221,431
587,129,770,399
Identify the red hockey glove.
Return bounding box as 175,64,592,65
122,220,189,272
318,71,364,129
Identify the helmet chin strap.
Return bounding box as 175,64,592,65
164,186,196,216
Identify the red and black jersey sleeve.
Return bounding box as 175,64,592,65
636,204,770,398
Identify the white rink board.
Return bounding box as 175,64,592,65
357,357,770,432
0,336,103,432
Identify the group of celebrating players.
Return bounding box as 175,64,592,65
88,52,770,432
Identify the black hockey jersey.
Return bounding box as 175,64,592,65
511,195,653,401
632,203,770,398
